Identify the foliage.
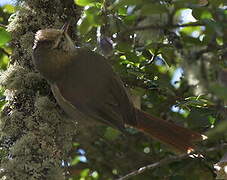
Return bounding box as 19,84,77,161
0,0,227,179
74,0,227,179
0,3,13,108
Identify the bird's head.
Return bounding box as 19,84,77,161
32,22,75,82
33,22,74,52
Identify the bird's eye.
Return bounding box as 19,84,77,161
52,34,70,51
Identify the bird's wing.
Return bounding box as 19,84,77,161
53,48,136,129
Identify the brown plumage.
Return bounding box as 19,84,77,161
32,24,206,153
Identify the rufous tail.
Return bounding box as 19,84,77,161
134,109,206,153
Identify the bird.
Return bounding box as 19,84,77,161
32,23,206,153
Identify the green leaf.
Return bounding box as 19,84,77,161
3,4,15,14
0,87,6,110
141,4,168,15
118,6,127,16
187,107,213,128
72,142,80,147
208,115,216,125
124,14,137,25
85,7,103,26
80,169,90,177
206,120,227,139
85,6,100,15
78,17,93,35
116,41,132,52
180,34,203,45
0,28,11,47
0,54,9,70
180,26,202,36
71,156,80,165
125,52,139,63
192,8,213,20
210,83,227,101
74,0,97,6
104,127,120,141
91,171,99,179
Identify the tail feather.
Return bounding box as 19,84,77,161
134,109,206,153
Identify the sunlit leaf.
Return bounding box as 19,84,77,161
91,171,99,179
0,54,9,70
77,17,93,35
3,4,15,14
0,28,11,47
75,0,97,6
180,26,202,36
71,156,80,165
80,169,90,177
192,8,213,20
208,115,216,125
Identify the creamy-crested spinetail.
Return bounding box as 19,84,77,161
32,23,206,153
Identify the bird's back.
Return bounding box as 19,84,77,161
55,48,137,129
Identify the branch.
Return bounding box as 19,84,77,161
121,22,205,34
196,44,227,59
117,143,227,180
0,23,7,28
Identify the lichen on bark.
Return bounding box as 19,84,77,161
0,0,78,179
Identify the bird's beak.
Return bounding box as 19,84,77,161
61,22,70,34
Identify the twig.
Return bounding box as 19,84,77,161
146,46,161,66
121,22,205,34
117,154,187,180
0,23,7,29
116,143,227,180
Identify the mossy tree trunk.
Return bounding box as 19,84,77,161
0,0,79,179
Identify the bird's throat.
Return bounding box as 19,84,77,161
33,44,73,83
